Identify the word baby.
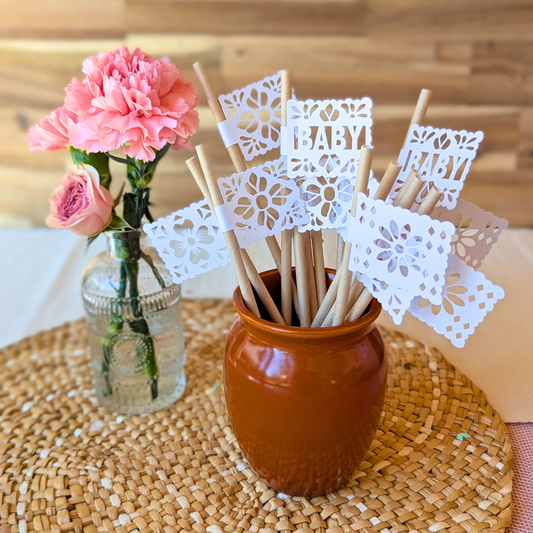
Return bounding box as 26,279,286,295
282,97,373,179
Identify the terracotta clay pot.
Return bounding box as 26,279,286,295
224,268,387,497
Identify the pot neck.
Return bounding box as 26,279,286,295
232,270,382,346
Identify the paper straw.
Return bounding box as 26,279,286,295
312,231,327,305
293,228,311,327
193,61,283,313
393,169,417,207
336,234,345,271
392,170,423,208
280,70,293,325
417,186,443,215
305,233,318,318
264,236,301,320
315,162,404,327
346,95,432,325
195,147,285,325
193,153,293,327
332,146,373,326
374,162,402,201
310,274,340,327
322,276,363,328
185,156,212,202
402,89,431,147
194,146,261,319
241,249,286,325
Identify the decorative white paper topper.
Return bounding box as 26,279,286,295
389,125,483,210
296,171,376,233
143,199,230,283
217,158,308,248
358,274,413,325
432,199,508,269
347,194,455,304
409,255,504,348
218,72,282,161
281,97,372,179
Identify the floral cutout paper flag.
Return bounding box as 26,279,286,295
297,171,377,232
218,72,283,161
144,199,230,283
281,97,372,180
389,125,483,210
409,255,504,348
432,199,508,269
217,158,308,248
297,175,353,231
358,274,414,325
347,194,456,305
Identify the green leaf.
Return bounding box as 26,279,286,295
144,205,154,223
106,213,132,230
107,153,130,165
69,147,112,190
69,146,86,165
86,235,98,248
114,182,126,207
456,433,470,442
142,143,171,186
142,188,150,218
148,143,171,169
126,165,141,192
141,250,166,289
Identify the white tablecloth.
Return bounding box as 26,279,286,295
1,227,531,422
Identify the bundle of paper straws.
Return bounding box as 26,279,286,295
186,66,438,328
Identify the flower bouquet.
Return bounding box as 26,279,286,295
28,47,199,414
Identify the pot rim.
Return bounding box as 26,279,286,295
232,267,382,340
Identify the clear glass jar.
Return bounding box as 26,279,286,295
82,229,185,415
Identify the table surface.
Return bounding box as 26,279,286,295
0,227,531,531
0,303,514,533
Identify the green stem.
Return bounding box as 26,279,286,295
141,250,166,289
101,261,127,396
125,258,159,399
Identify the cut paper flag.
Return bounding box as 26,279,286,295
389,126,483,210
409,255,504,348
281,97,372,179
218,72,283,161
432,199,508,269
358,274,413,325
217,158,308,248
297,171,376,232
347,194,456,305
143,199,230,284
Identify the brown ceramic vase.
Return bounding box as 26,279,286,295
224,268,387,497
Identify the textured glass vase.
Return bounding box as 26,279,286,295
82,229,185,415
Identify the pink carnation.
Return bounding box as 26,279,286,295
28,106,77,151
65,46,199,161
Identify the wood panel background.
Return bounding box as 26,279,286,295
1,0,532,227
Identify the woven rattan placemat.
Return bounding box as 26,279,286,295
0,300,512,533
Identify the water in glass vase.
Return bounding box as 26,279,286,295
82,230,185,415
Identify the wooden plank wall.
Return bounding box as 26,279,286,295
1,0,532,226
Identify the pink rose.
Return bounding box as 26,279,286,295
65,46,199,161
28,106,77,151
46,164,114,236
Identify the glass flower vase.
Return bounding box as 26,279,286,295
82,229,185,415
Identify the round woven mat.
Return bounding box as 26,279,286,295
0,300,512,533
